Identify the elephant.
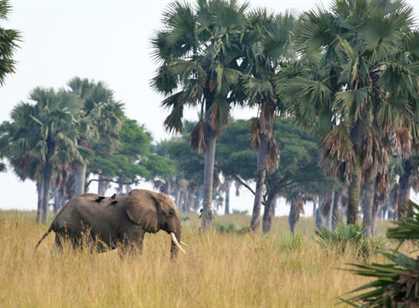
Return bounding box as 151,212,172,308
35,189,185,258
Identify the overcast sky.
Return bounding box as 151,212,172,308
0,0,418,211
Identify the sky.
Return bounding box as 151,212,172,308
0,0,418,213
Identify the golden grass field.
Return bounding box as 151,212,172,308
0,211,386,308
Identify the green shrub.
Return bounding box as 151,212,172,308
316,224,384,258
343,201,419,306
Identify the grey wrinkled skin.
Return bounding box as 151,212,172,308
35,189,182,258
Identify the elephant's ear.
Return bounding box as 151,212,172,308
125,191,159,232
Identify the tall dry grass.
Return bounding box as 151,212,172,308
0,211,375,308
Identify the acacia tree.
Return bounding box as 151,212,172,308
155,122,205,212
151,0,248,230
287,0,419,235
218,119,331,233
86,118,173,195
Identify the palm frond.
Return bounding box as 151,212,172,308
321,125,356,180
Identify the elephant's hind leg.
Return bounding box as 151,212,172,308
53,234,64,254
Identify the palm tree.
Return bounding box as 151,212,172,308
66,77,124,197
1,88,82,223
151,0,248,230
0,0,20,85
240,10,296,231
288,0,419,234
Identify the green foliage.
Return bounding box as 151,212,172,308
343,202,419,306
0,0,20,85
217,119,255,180
219,118,333,199
283,0,419,186
344,252,419,307
68,77,125,170
151,0,248,133
214,222,250,235
316,224,384,258
0,88,83,181
387,201,419,243
156,135,203,184
88,118,156,183
160,117,330,200
269,120,335,199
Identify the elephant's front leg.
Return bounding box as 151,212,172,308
119,226,145,257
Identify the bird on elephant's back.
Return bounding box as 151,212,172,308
35,189,185,258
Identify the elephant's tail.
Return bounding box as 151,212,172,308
34,225,53,251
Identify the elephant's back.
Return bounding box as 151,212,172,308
52,195,97,231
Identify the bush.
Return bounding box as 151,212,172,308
316,224,384,258
343,201,419,306
214,222,250,234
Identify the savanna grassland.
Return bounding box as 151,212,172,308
0,211,392,308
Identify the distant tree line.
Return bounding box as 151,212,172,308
152,0,419,235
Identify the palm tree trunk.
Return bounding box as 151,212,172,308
332,190,342,230
72,161,86,197
388,184,399,220
288,198,302,235
53,185,65,214
224,180,231,215
347,159,362,225
250,140,268,231
372,187,384,235
361,170,377,237
397,159,413,219
36,181,43,223
312,197,317,217
39,162,52,224
251,103,277,232
328,190,336,230
201,133,217,231
262,194,277,234
250,169,266,231
316,192,332,230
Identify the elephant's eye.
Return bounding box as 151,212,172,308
168,208,175,216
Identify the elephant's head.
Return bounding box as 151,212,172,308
126,189,185,258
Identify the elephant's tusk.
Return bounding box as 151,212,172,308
180,241,188,247
170,233,186,254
